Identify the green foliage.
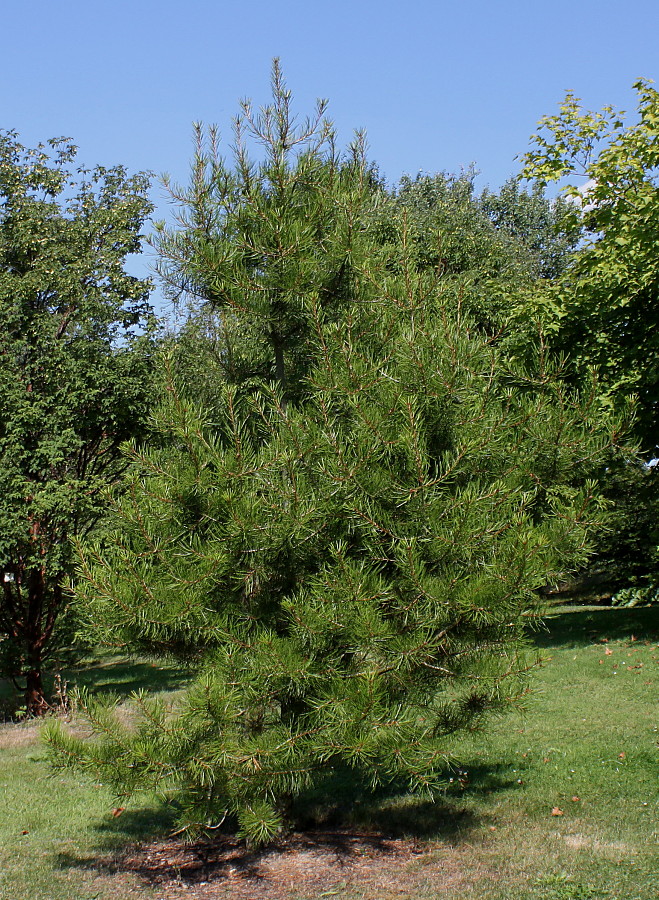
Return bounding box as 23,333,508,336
48,66,616,846
521,81,659,593
0,131,155,713
611,582,659,608
154,61,381,407
521,80,659,449
378,172,583,377
385,172,539,335
479,178,582,281
585,458,659,588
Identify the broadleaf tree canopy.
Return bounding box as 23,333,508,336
0,131,155,714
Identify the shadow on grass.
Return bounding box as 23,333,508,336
52,763,514,889
531,605,659,649
53,803,178,870
93,804,180,845
64,656,191,699
0,655,191,718
291,761,516,840
54,797,482,892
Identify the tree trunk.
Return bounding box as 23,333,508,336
25,660,49,716
21,563,60,717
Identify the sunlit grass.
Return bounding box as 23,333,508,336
0,606,656,900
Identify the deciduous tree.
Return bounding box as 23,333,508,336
521,79,659,449
0,132,154,714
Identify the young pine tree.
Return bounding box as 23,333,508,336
47,65,615,844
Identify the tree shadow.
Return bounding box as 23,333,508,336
55,828,433,892
52,760,518,892
63,656,191,699
290,760,516,840
93,804,179,846
531,605,658,649
54,800,482,893
0,655,191,718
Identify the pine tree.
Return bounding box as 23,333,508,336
47,64,615,843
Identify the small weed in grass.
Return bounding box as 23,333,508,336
533,872,601,899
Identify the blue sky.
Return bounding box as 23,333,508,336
2,0,657,298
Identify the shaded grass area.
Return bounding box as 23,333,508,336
0,606,657,900
0,654,187,900
0,651,191,719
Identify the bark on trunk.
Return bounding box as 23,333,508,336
25,663,49,716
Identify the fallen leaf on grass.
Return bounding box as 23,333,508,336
605,647,613,655
20,829,29,835
551,807,564,816
571,796,581,802
111,807,125,817
618,752,625,760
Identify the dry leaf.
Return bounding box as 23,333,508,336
551,807,564,816
605,647,613,655
111,807,126,817
543,757,550,763
618,752,626,760
571,796,581,802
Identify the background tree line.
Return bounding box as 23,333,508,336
1,63,656,842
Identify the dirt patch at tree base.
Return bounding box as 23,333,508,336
114,830,482,899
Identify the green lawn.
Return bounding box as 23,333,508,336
0,606,657,900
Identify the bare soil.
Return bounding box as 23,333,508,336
107,829,484,899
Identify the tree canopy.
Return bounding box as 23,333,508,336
521,79,659,450
0,131,155,713
47,66,617,844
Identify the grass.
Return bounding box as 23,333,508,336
0,606,657,900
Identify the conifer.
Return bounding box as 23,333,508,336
47,64,614,844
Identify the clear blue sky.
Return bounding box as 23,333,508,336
2,0,657,297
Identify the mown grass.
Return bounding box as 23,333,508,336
0,607,656,900
0,655,185,900
418,604,659,899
